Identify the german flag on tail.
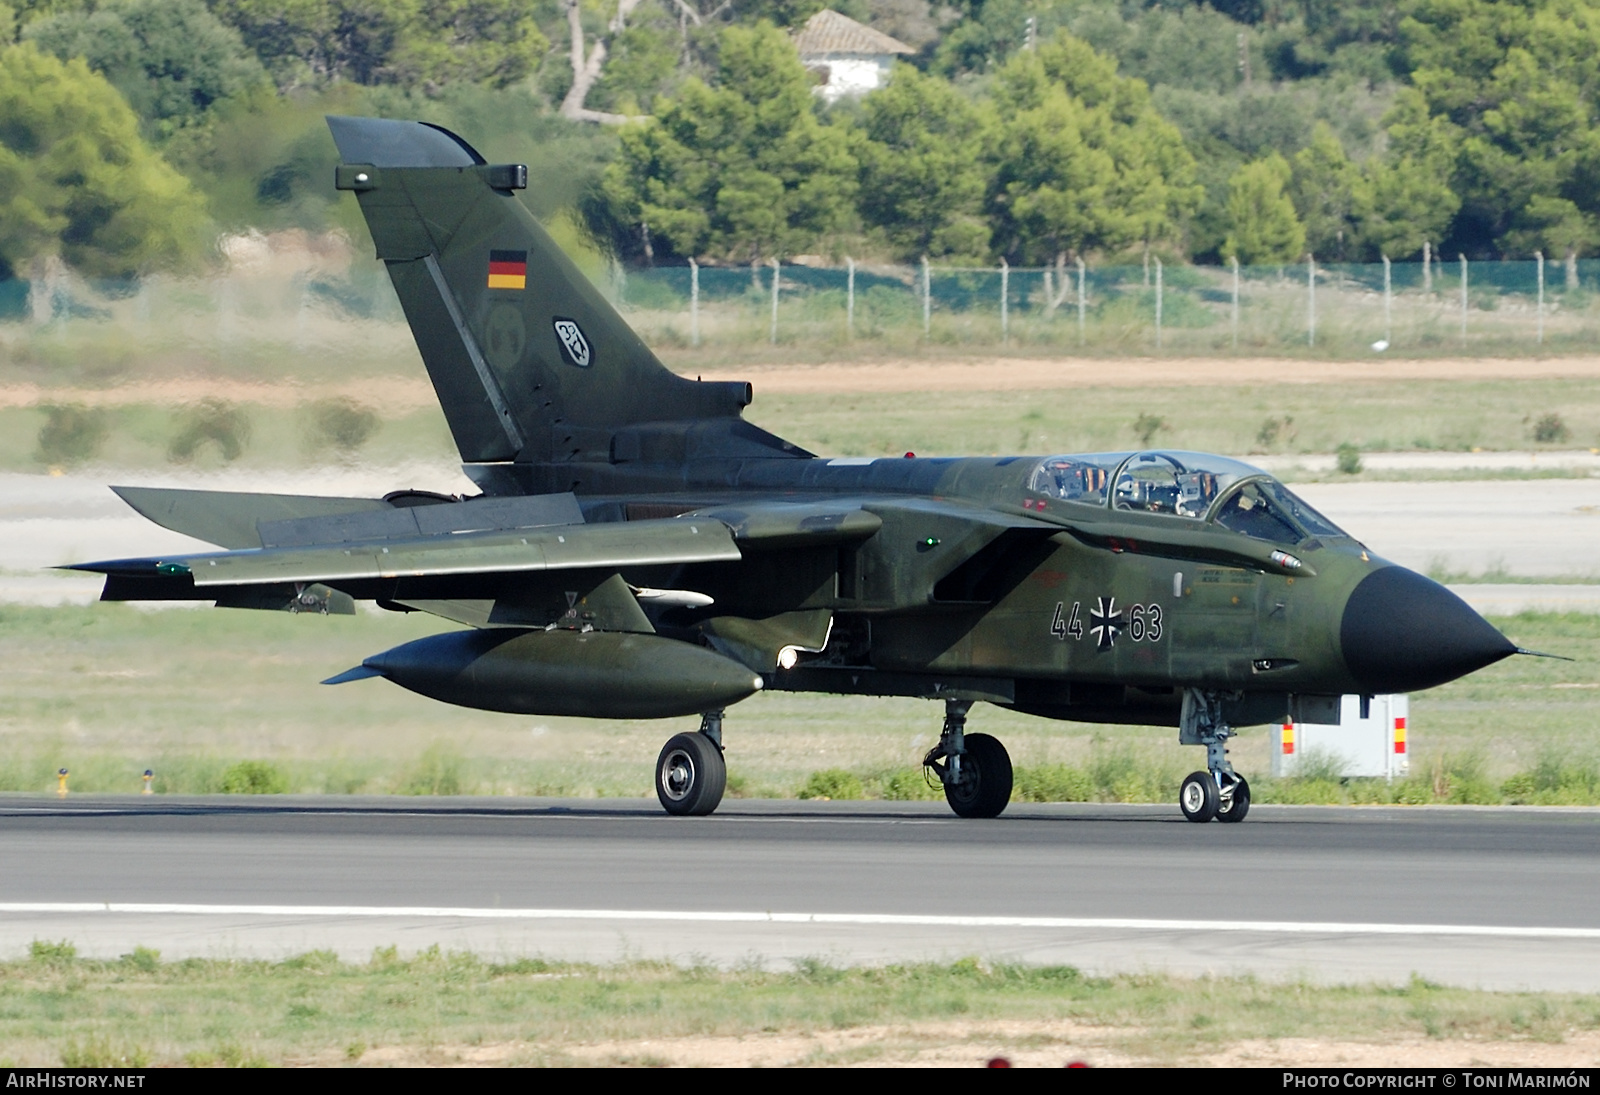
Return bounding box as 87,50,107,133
488,249,527,290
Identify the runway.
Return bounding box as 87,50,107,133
4,796,1599,991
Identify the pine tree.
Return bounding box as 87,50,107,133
601,22,856,263
0,42,206,279
1223,153,1305,264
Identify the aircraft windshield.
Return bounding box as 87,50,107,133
1029,453,1127,506
1111,452,1262,519
1213,479,1350,544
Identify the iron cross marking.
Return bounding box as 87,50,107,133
1088,596,1126,650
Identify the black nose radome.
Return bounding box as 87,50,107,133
1340,566,1515,693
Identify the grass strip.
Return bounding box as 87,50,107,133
9,376,1600,473
4,943,1599,1067
2,606,1598,804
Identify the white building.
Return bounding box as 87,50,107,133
794,9,915,104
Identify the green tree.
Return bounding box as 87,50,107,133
389,0,550,89
1501,195,1597,267
1362,85,1461,259
1398,0,1600,257
589,13,681,116
854,64,989,261
738,0,824,28
1223,152,1304,264
1290,113,1461,263
24,0,267,132
210,0,545,90
1260,0,1406,83
0,42,205,278
1290,123,1364,260
987,30,1200,264
601,21,856,262
1356,153,1460,261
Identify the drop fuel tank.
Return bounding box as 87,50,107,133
352,628,765,719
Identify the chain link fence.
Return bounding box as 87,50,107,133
3,254,1596,361
620,255,1600,356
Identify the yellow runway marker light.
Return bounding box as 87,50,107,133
56,768,68,798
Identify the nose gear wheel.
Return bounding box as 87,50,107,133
923,699,1013,818
1178,689,1252,824
1179,771,1219,822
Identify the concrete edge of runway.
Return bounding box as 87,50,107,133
2,910,1597,991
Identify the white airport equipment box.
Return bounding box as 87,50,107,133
1271,694,1409,779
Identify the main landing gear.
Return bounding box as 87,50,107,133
1178,689,1250,823
655,700,1019,821
655,709,727,816
924,699,1013,818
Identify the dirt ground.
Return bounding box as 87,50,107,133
322,1021,1600,1067
9,354,1600,410
694,354,1600,393
0,377,440,415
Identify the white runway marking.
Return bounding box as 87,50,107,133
3,903,1597,940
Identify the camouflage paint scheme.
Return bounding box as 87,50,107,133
69,119,1516,819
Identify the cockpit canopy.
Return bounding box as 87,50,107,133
1029,450,1349,546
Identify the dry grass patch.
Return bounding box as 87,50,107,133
3,950,1600,1068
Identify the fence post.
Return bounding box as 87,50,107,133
689,258,700,347
999,258,1008,345
921,254,931,337
1382,254,1391,346
769,257,780,345
1230,255,1240,349
1077,257,1087,347
1459,253,1468,345
1423,241,1432,293
846,257,855,340
1154,257,1163,349
1536,251,1545,345
1307,254,1316,347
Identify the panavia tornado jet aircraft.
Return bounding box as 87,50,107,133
70,117,1523,823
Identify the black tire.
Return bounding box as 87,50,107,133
1216,775,1251,823
943,733,1012,819
1179,771,1220,823
655,732,726,816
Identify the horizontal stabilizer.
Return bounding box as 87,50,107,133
112,486,391,550
259,492,582,548
322,664,384,685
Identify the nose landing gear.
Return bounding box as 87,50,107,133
1179,689,1251,823
924,699,1013,818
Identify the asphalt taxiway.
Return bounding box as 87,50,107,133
3,796,1597,991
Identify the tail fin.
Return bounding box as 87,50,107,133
327,116,757,467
